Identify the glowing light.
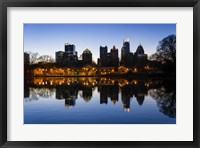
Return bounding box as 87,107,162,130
133,80,137,85
133,68,138,73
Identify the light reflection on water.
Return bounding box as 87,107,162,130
24,77,176,124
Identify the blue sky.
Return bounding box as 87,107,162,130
24,24,176,62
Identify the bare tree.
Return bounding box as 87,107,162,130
37,55,55,63
150,34,176,64
27,51,39,65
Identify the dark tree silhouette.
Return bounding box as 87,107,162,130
151,88,176,118
27,51,39,65
149,80,176,118
150,34,176,64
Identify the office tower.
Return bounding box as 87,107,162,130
135,44,147,69
110,45,119,67
55,43,78,67
136,44,145,54
122,38,130,54
65,43,75,54
82,49,92,65
121,38,131,67
55,51,64,67
99,46,108,67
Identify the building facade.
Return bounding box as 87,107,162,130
98,45,119,67
121,39,136,67
65,43,75,54
121,39,131,66
55,51,64,66
109,46,119,67
55,43,78,67
82,49,92,65
99,46,108,67
134,44,148,69
24,52,30,66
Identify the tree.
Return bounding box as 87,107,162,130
150,34,176,64
27,51,39,65
150,81,176,118
37,55,55,64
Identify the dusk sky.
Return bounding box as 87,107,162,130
24,24,176,62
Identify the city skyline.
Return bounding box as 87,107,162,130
24,24,176,62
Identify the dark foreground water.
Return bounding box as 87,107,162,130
24,77,176,124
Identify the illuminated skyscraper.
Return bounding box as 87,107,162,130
121,38,131,66
122,38,130,54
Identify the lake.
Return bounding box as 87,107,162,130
24,77,176,124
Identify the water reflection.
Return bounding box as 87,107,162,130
149,87,176,118
24,77,176,119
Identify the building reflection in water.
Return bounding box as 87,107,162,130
98,84,119,105
56,85,78,107
24,77,176,117
82,87,93,102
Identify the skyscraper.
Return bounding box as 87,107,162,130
110,45,119,67
65,43,75,54
110,45,118,57
100,46,108,59
136,44,145,55
55,43,78,67
121,38,132,67
99,46,108,67
135,44,147,69
122,38,130,54
82,49,92,65
55,51,64,66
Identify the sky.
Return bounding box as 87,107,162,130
24,24,176,63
